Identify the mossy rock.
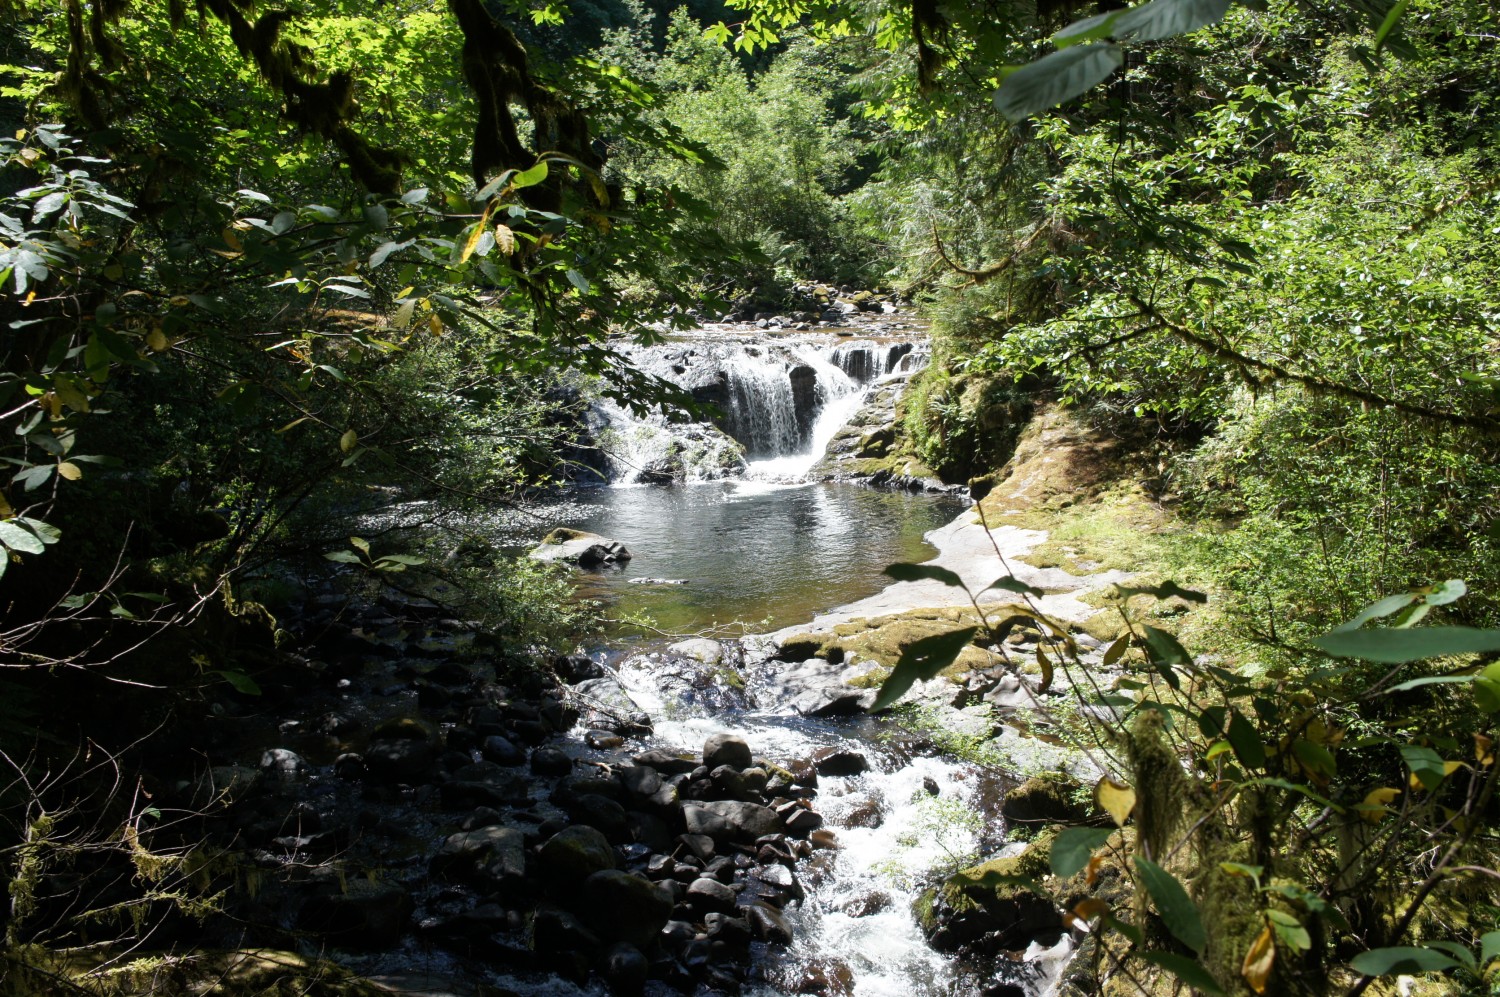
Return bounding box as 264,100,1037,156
915,831,1062,950
777,633,832,662
22,948,388,997
541,527,589,545
1001,773,1087,826
1078,610,1127,643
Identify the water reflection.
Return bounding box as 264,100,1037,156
523,481,964,634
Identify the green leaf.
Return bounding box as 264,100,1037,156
349,537,371,555
323,550,362,564
994,44,1125,122
1421,940,1476,969
1266,909,1312,952
884,562,965,587
1387,675,1474,693
1135,951,1224,995
1480,930,1500,966
1373,0,1410,51
1135,857,1206,954
1111,0,1232,42
1349,946,1462,976
513,161,549,189
14,517,59,543
1052,10,1123,48
870,626,979,712
1050,826,1115,878
1400,744,1447,791
1313,627,1500,663
374,554,425,566
0,520,46,555
210,669,262,695
1141,625,1192,666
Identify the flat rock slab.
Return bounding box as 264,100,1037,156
530,529,632,567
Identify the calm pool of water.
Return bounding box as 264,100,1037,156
522,481,964,635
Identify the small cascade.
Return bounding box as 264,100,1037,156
596,328,927,486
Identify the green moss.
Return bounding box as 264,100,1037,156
541,527,588,545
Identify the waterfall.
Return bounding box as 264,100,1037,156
596,330,928,486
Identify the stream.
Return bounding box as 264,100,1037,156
530,320,1073,997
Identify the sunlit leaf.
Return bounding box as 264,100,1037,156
1050,826,1114,878
1241,924,1275,994
994,44,1125,122
1095,777,1136,827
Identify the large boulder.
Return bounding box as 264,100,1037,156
682,801,781,842
298,881,413,949
431,825,527,893
579,870,673,948
537,825,616,883
529,529,632,568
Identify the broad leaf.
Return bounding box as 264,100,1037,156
1112,0,1232,42
1052,10,1122,48
994,44,1125,122
1050,826,1115,878
0,521,47,555
1135,856,1206,953
1349,946,1462,976
1313,626,1500,663
1095,777,1136,826
1241,924,1275,994
869,626,979,712
1114,581,1207,604
1400,744,1447,791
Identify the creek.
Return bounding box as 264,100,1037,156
534,319,1074,997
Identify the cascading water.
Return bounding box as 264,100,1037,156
598,331,927,486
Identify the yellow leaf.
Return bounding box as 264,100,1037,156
14,129,24,140
56,461,82,481
0,493,14,518
428,314,443,337
1064,898,1110,929
146,328,169,352
53,378,90,413
1443,760,1465,778
169,295,191,307
1476,733,1494,767
588,174,610,207
494,223,516,256
1035,643,1053,693
339,429,357,453
457,203,494,265
1360,787,1401,824
1241,924,1276,994
221,228,242,251
1095,777,1136,827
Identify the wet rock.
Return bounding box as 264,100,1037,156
259,748,306,779
298,880,413,949
916,832,1061,953
560,793,630,842
603,942,649,996
780,807,824,837
811,746,869,776
745,902,794,944
633,749,697,775
618,764,662,801
670,637,728,666
842,892,891,917
686,876,738,915
809,829,839,850
530,529,633,567
683,801,782,842
586,730,625,750
555,653,605,683
703,733,753,771
363,738,437,784
840,800,883,829
431,825,527,895
795,958,855,996
439,761,529,809
333,753,365,781
530,747,572,777
537,824,616,883
581,870,673,948
480,735,526,766
617,652,749,716
531,906,599,956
